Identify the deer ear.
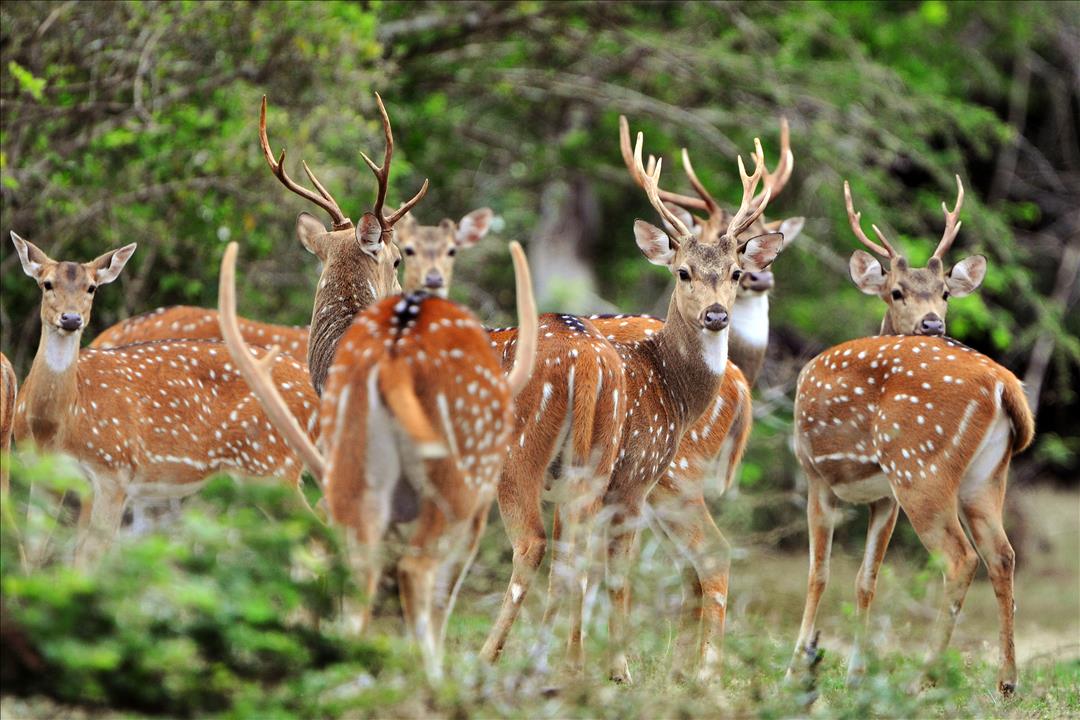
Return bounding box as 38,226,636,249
296,213,328,257
634,220,676,267
849,250,887,295
10,232,52,279
456,207,493,247
89,243,137,285
946,254,987,298
355,212,384,258
740,232,784,271
776,217,805,249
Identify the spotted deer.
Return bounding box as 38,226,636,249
92,305,309,362
619,116,805,386
787,179,1033,697
482,124,784,682
8,233,319,567
395,208,494,296
217,239,538,682
1,352,16,495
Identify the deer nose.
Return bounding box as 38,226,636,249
744,271,774,292
59,313,83,331
701,304,729,332
919,315,945,336
423,271,444,289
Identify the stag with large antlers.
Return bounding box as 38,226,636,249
785,177,1031,697
8,234,319,567
218,238,537,682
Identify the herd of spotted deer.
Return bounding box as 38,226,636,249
0,94,1033,696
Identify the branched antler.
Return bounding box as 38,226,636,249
843,180,898,259
359,93,429,232
725,139,772,240
259,96,352,230
751,117,793,210
933,175,965,260
631,129,692,244
619,115,709,212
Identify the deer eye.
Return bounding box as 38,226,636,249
43,281,53,291
732,269,743,281
942,290,950,300
447,247,456,257
394,259,401,268
891,289,903,301
677,268,691,282
87,285,96,294
403,247,415,257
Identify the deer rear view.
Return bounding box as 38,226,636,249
218,239,537,683
788,177,1032,697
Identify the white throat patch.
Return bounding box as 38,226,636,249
701,327,730,375
45,329,80,373
733,293,770,349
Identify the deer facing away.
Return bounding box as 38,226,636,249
217,239,537,682
787,177,1032,697
9,233,319,567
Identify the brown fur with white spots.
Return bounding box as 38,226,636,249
790,335,1032,696
93,305,310,361
259,94,427,394
1,352,16,494
9,234,319,568
395,208,494,296
217,241,537,683
620,116,805,386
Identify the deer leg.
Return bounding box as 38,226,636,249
73,473,127,570
847,496,899,685
433,506,490,658
605,493,646,684
786,475,837,680
959,460,1017,696
480,463,547,664
899,492,979,680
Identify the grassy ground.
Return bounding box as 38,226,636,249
3,486,1077,718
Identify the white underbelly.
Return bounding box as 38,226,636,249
831,473,893,504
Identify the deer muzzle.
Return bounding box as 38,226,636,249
701,304,729,332
917,314,945,337
59,313,83,332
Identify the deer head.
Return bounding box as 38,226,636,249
626,124,783,351
11,232,136,343
394,207,494,296
620,117,804,299
845,176,986,337
260,94,428,393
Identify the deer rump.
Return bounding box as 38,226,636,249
320,295,510,532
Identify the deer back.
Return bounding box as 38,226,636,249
795,336,1033,495
92,305,310,362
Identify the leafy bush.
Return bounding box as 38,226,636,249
1,466,397,718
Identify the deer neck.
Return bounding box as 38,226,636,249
647,295,727,424
307,247,384,395
729,291,769,386
879,313,898,336
22,325,82,445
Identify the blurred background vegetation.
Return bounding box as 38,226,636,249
1,3,1077,519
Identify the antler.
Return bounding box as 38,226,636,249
218,242,326,480
632,130,692,243
932,175,965,260
259,96,352,230
359,93,430,232
725,139,772,240
751,117,793,209
680,148,721,215
843,180,898,260
619,116,710,213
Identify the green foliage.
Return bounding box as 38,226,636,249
1,466,397,718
